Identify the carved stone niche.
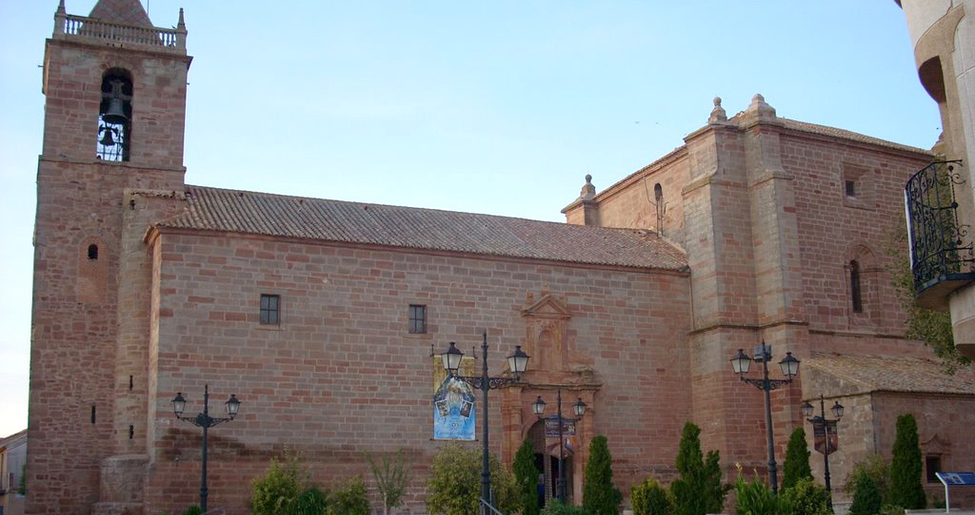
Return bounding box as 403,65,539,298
521,291,594,385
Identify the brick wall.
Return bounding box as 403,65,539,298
140,231,692,513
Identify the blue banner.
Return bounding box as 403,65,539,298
433,376,476,440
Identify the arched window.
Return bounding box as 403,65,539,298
850,260,863,313
87,244,98,260
654,183,664,228
97,69,132,162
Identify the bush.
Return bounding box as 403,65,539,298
251,453,330,515
782,427,812,490
780,477,829,515
631,478,672,515
734,473,787,515
583,435,622,515
890,414,926,510
514,438,541,515
671,423,726,515
366,449,412,515
844,454,890,505
849,474,883,515
542,498,591,515
328,476,370,515
180,508,202,515
426,443,517,515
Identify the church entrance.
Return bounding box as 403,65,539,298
528,418,575,506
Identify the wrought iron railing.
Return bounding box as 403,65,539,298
54,12,185,53
904,160,974,296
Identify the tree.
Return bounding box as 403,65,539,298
426,443,517,515
889,414,926,510
583,435,622,515
366,449,412,515
671,423,726,515
885,224,970,373
780,477,830,515
782,427,812,490
250,453,330,515
513,438,541,515
328,476,370,515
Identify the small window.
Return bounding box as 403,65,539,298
409,304,426,334
845,180,856,197
851,260,863,313
88,244,99,260
260,294,280,325
926,455,942,483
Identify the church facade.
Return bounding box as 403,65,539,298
27,2,975,514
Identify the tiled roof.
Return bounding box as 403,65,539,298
777,118,930,155
156,186,689,271
805,355,975,396
88,0,153,27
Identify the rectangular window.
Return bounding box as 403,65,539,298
409,304,426,334
845,180,857,197
260,294,280,325
926,455,941,483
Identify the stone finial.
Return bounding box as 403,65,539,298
745,93,777,120
578,174,596,201
57,0,66,14
177,7,185,29
708,96,727,124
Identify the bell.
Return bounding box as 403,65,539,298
102,97,127,124
99,127,116,146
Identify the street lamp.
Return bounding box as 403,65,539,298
730,341,800,494
801,395,844,512
172,384,241,514
532,391,587,503
437,331,529,515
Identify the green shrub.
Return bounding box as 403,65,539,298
18,463,26,495
426,443,517,515
849,474,883,515
734,473,787,515
844,454,890,505
513,438,541,515
671,423,726,515
780,477,829,515
180,507,203,515
631,478,672,515
295,486,330,515
541,498,591,515
328,476,370,515
782,427,812,490
890,414,925,510
366,449,412,515
879,505,905,515
582,435,622,515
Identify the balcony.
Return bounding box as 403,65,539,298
905,160,975,309
53,12,186,55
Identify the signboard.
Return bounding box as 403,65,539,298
812,419,839,455
936,472,975,486
545,417,576,438
433,376,476,440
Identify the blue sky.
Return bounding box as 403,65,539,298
0,0,942,437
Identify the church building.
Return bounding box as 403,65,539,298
27,1,975,514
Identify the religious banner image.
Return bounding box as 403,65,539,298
812,419,839,455
433,375,476,440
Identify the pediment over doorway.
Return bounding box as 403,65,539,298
520,291,594,381
522,292,572,319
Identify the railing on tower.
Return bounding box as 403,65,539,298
53,11,186,54
904,160,975,308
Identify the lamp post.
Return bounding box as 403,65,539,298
730,341,800,494
437,331,529,515
801,395,844,512
532,390,587,504
171,384,241,514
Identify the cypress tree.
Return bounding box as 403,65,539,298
514,438,541,515
849,474,883,515
671,422,726,515
890,414,926,509
782,426,813,490
583,435,622,515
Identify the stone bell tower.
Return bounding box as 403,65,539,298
28,1,190,513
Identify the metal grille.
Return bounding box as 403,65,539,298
904,160,973,294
